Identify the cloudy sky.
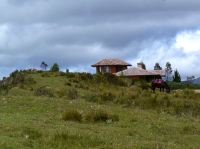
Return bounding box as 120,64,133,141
0,0,200,79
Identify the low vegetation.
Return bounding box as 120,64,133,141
1,70,200,148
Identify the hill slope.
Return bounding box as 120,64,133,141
0,70,200,148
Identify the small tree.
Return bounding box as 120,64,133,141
154,63,162,70
40,61,48,71
50,63,60,72
173,69,181,82
165,62,172,81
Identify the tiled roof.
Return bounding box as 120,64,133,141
148,70,166,76
116,67,166,76
91,58,132,67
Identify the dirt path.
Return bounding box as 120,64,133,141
194,90,200,93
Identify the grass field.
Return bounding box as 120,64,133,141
1,71,200,149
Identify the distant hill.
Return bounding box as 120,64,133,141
183,77,200,85
192,77,200,84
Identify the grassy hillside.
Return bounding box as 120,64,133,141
1,70,200,148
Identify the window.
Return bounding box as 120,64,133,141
116,66,127,72
100,66,110,73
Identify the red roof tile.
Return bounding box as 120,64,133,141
116,67,166,76
91,58,132,67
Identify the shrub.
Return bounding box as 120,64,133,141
93,73,127,86
115,91,138,105
100,91,115,102
85,93,100,103
62,109,82,122
74,73,93,81
21,127,42,140
41,72,51,77
67,88,78,100
59,72,66,76
34,86,54,97
47,131,103,148
57,88,67,97
0,70,36,91
64,81,72,86
181,125,200,135
85,109,119,123
50,63,60,72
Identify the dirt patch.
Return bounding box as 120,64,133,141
194,90,200,93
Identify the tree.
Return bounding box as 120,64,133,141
154,63,162,70
165,62,172,81
173,69,181,82
40,61,48,71
50,63,60,72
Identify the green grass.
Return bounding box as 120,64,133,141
1,71,200,148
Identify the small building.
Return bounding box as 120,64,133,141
91,58,132,74
116,63,165,81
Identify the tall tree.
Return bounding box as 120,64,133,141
165,62,172,81
154,63,162,70
173,69,181,82
50,63,60,72
40,61,48,70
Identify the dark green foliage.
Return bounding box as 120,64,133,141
40,61,48,71
67,88,78,99
154,63,162,70
93,73,127,86
100,91,115,102
173,69,181,82
0,70,36,91
62,109,82,122
50,63,60,72
41,72,51,77
167,81,200,90
135,80,150,90
64,81,72,86
34,86,54,97
74,73,93,81
85,109,119,123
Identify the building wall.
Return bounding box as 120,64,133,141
95,65,128,74
110,66,117,73
126,75,161,81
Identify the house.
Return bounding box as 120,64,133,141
91,58,132,74
115,63,165,81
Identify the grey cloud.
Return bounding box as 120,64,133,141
0,0,200,77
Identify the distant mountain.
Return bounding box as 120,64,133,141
192,77,200,84
183,77,200,84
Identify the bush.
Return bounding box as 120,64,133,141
85,109,119,123
74,73,93,81
0,70,36,91
21,127,42,140
67,88,78,100
100,91,115,102
62,109,82,122
181,125,200,135
41,72,51,77
50,63,60,72
64,81,72,86
93,73,127,86
168,81,200,90
85,93,100,103
34,86,54,97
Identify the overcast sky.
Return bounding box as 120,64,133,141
0,0,200,79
